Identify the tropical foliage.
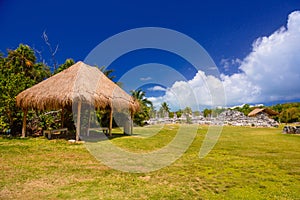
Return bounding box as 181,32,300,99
158,102,170,118
175,109,183,118
271,102,300,123
99,66,116,81
0,44,50,134
203,108,212,117
54,58,75,74
233,104,258,116
131,89,153,126
0,46,81,135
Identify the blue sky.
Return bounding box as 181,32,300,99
1,0,300,110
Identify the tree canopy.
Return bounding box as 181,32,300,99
271,102,300,123
0,44,50,133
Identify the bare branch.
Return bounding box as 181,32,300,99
53,44,59,56
32,45,43,63
43,109,62,115
42,30,58,71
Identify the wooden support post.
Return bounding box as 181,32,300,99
21,109,28,138
130,112,134,135
109,108,113,136
76,101,81,141
87,106,91,137
61,107,64,128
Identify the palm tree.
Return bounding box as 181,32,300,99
130,89,153,126
99,66,122,87
131,89,153,107
54,58,75,74
161,102,170,113
6,44,36,75
99,66,116,80
159,102,170,118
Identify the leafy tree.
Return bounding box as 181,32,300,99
203,108,212,117
233,104,253,116
279,107,300,123
169,112,175,118
183,107,192,116
0,44,50,134
54,58,75,74
271,102,300,123
130,89,153,126
271,103,283,113
193,111,201,116
212,107,226,117
182,107,193,123
176,109,183,118
158,102,170,118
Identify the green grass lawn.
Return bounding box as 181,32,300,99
1,125,300,199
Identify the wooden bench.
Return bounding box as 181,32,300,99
43,128,68,139
88,127,110,136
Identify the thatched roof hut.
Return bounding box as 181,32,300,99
16,61,139,140
248,108,279,117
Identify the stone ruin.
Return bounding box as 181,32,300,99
216,110,279,127
282,125,300,134
147,109,279,127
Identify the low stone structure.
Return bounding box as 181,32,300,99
216,110,279,127
282,126,300,134
147,109,279,127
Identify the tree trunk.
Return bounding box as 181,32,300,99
21,109,28,138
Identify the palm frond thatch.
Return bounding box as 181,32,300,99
16,61,139,112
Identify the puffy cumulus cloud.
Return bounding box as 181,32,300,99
237,10,300,102
220,58,242,72
148,71,226,110
148,86,166,91
220,73,261,104
147,96,164,109
148,11,300,109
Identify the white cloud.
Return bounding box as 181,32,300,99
148,71,225,111
234,10,300,102
148,86,166,91
220,58,242,71
140,76,152,81
147,11,300,110
147,96,164,109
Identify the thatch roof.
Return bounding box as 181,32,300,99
248,108,279,117
16,61,139,112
